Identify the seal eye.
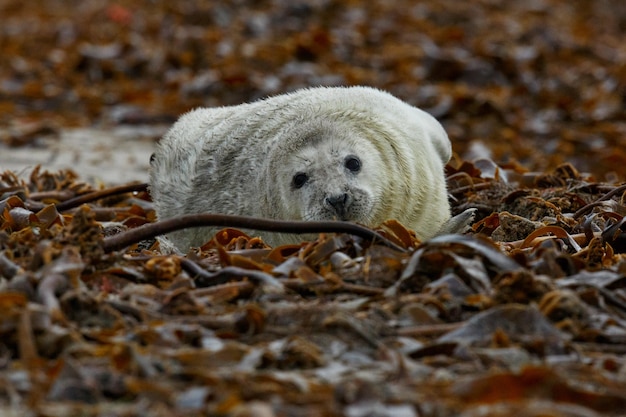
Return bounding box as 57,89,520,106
292,172,309,189
345,156,361,173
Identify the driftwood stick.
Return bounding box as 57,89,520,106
55,182,149,211
102,213,408,253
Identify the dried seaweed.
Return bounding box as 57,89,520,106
1,160,626,416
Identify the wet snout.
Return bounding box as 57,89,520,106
324,192,352,219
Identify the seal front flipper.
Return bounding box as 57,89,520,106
435,208,477,236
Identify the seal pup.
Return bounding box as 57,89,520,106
149,86,454,250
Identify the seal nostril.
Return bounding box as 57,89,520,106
325,193,349,214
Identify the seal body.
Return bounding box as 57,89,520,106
149,86,452,249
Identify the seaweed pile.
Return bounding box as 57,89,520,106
1,162,625,416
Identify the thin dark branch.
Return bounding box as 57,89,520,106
180,259,282,288
449,182,492,196
28,189,75,202
55,182,149,212
102,213,408,253
573,183,626,219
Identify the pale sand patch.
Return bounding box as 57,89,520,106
0,126,165,185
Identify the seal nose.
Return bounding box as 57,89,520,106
325,193,350,218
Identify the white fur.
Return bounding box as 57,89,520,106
149,86,452,249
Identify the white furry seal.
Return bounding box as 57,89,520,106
149,86,452,249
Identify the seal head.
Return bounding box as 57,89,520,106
270,120,381,223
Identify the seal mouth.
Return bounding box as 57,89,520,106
322,212,351,222
333,213,351,221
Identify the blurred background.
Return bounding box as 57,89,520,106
1,0,625,183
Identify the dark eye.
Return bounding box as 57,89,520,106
292,172,309,189
345,156,361,173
